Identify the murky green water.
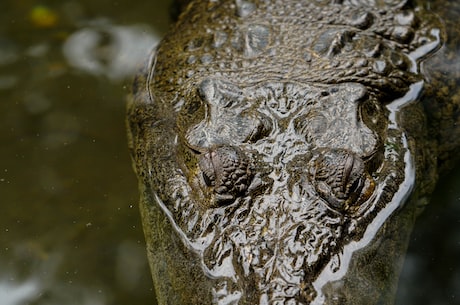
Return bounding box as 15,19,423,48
0,1,458,305
0,0,171,304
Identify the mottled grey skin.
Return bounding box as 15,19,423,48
127,0,459,304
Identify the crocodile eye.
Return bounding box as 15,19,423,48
199,146,252,206
309,149,375,214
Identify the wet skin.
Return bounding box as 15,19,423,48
127,0,460,304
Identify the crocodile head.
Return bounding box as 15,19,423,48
157,77,413,304
127,0,443,304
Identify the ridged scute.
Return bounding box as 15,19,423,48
151,0,441,103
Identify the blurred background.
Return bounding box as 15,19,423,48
0,1,458,304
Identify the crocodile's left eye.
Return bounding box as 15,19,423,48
309,149,375,214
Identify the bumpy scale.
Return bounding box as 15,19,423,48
127,0,459,304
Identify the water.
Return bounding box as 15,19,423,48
0,0,171,304
396,164,460,305
0,0,458,304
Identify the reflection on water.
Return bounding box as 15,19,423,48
0,0,459,304
0,239,149,305
0,278,41,305
0,249,106,305
63,22,158,80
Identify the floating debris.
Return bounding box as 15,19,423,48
29,5,59,28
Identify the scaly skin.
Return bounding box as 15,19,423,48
127,0,458,304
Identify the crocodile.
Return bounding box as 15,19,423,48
126,0,460,304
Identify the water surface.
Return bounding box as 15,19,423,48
0,0,171,304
